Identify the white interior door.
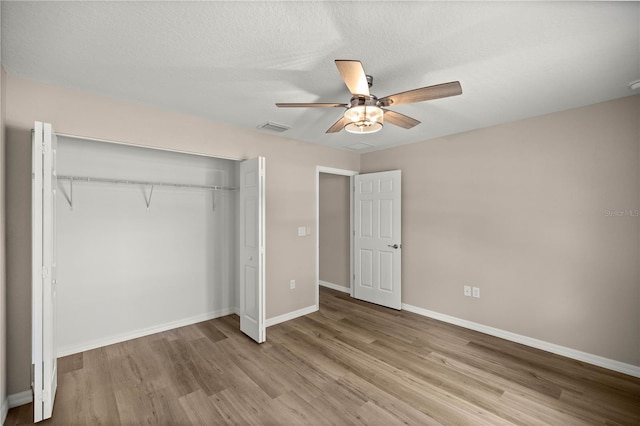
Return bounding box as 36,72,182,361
353,170,402,309
32,122,58,422
239,157,266,343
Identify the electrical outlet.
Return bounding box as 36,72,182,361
290,279,296,289
463,286,471,297
472,287,480,298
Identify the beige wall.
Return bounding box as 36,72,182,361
361,95,640,366
4,71,638,396
1,66,7,415
4,74,360,394
319,173,350,288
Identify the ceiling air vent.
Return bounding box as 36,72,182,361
345,142,374,151
257,121,291,133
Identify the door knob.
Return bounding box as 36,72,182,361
388,244,399,249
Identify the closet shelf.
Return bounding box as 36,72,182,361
57,175,237,211
57,175,238,191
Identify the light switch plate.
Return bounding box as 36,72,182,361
298,227,306,237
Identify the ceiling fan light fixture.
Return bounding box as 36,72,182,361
343,104,384,134
344,120,383,134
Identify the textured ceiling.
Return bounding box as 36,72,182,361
2,1,639,153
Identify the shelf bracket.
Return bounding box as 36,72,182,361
143,184,154,210
59,177,74,210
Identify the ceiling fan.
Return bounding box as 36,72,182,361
276,60,462,134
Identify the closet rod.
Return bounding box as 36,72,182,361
57,175,238,191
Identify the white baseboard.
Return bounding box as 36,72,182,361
57,307,237,357
1,397,8,424
266,304,318,327
319,280,350,293
8,390,32,408
402,303,640,378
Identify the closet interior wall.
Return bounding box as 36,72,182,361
56,137,239,356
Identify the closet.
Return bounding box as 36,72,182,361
32,122,265,422
55,136,240,356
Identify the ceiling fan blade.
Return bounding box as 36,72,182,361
326,116,350,133
276,102,347,108
335,60,370,97
382,109,421,129
379,81,462,106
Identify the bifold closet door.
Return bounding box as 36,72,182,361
239,157,266,343
32,121,58,422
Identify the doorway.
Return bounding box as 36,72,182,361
315,166,357,307
315,166,403,311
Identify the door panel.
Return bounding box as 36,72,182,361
244,265,258,321
360,249,373,287
32,122,58,422
360,200,373,237
239,157,266,343
380,199,393,238
379,251,394,292
353,170,402,309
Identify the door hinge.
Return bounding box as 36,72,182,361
35,388,47,403
41,267,48,279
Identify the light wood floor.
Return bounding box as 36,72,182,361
6,287,640,425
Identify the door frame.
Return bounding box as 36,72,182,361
315,166,358,307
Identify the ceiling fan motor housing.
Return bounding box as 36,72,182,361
349,95,380,109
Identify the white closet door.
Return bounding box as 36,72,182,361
353,170,402,309
32,121,58,422
239,157,266,343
